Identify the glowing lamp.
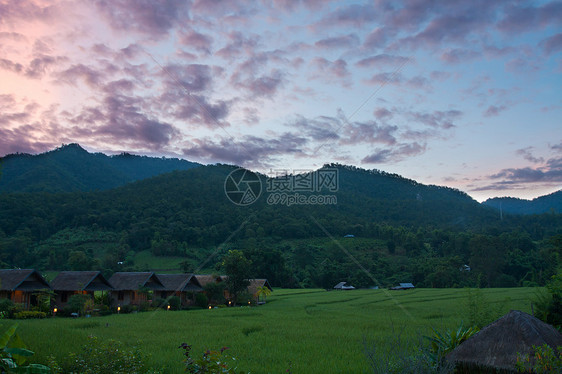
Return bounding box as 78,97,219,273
167,305,170,310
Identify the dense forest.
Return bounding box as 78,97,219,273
0,148,561,290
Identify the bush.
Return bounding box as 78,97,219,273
55,335,157,374
179,343,246,374
0,299,15,318
152,298,166,309
195,293,208,308
119,304,136,314
14,311,47,319
68,294,91,314
168,296,181,311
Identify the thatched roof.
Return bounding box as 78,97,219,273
446,310,562,372
247,279,272,296
0,269,50,291
194,274,223,287
157,274,203,292
51,271,113,291
108,272,164,291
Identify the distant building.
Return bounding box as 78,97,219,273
157,273,203,306
0,269,51,310
108,272,165,307
334,281,355,290
51,271,113,307
390,283,415,290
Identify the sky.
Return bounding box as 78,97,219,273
0,0,561,202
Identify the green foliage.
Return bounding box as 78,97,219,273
533,269,562,328
67,294,91,314
195,293,208,308
0,299,16,318
56,335,157,374
203,282,225,306
0,324,51,373
516,344,562,373
464,288,508,328
14,311,47,319
168,296,182,311
220,250,251,305
424,322,479,365
179,343,246,374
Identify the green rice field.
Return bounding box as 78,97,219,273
8,288,538,373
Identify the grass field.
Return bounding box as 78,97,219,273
8,288,537,373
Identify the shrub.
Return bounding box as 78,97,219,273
68,294,91,314
195,293,208,308
424,322,479,366
14,311,47,319
57,335,158,374
153,297,167,309
516,344,562,373
179,343,246,373
119,304,135,314
0,298,15,318
169,296,181,311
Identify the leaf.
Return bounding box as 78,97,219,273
5,348,34,357
0,324,18,349
10,363,52,373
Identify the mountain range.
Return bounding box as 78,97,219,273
0,144,560,289
1,144,560,215
0,143,200,192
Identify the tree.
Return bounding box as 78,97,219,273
220,250,252,305
256,285,272,303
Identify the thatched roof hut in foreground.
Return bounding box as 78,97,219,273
446,310,562,373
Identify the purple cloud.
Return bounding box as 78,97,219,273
315,3,378,28
356,54,409,68
484,105,507,117
180,29,214,55
498,1,562,34
408,109,462,129
182,132,308,168
161,63,213,92
540,33,562,55
441,49,480,64
362,142,426,164
516,147,544,164
55,64,105,87
0,58,23,73
314,34,359,49
94,0,188,37
215,31,259,59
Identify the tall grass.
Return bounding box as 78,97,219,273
9,288,536,373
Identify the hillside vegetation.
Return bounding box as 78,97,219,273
1,160,560,289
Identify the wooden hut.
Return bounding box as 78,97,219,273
0,269,51,310
247,279,273,303
108,272,164,307
50,271,113,307
157,274,203,306
446,310,562,373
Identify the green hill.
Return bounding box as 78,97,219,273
0,143,200,192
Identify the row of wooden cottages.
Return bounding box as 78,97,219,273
0,269,272,310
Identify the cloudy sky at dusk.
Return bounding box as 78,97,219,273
0,0,561,201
